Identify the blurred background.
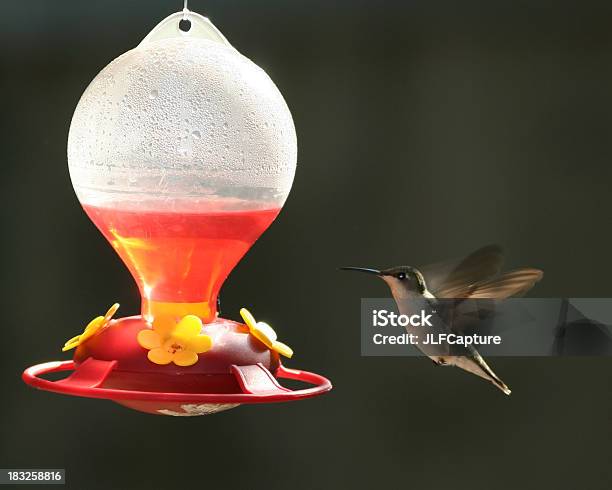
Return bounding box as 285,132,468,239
1,0,612,488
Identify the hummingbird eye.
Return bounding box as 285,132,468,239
397,272,406,280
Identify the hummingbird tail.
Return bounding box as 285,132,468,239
487,372,511,395
469,347,511,395
449,347,511,395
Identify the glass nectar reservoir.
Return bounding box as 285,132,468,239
67,12,296,322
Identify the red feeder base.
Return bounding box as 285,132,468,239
23,316,331,415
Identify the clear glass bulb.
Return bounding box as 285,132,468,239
67,12,297,322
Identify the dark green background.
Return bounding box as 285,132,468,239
1,1,611,488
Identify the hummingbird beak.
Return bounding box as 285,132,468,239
339,267,381,275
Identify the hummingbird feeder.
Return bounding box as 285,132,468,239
22,8,331,416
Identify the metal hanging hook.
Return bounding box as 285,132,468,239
183,0,189,20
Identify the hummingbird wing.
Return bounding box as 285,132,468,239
420,244,505,297
440,268,544,299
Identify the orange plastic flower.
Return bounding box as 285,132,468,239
63,303,119,352
239,308,293,358
137,315,212,367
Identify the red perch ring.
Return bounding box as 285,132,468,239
23,360,331,416
22,316,331,416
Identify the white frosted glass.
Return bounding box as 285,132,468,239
68,29,297,211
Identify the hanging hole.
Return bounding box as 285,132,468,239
179,18,192,32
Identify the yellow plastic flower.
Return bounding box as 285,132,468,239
137,315,212,367
63,303,120,352
239,308,293,358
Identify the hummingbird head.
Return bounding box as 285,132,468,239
340,265,429,298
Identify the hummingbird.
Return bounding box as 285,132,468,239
341,245,543,395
